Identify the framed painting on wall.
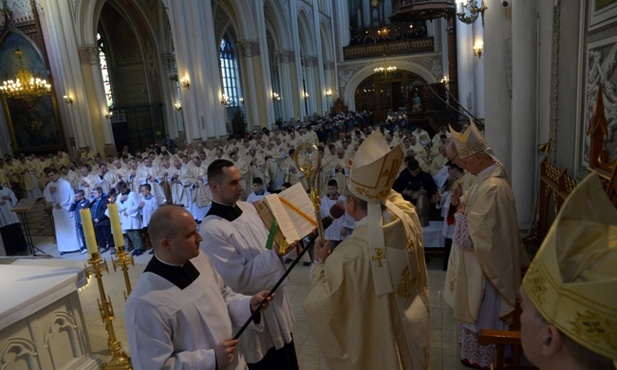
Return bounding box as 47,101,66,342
589,0,617,31
0,31,64,154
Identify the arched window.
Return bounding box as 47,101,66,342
97,33,114,108
219,37,241,107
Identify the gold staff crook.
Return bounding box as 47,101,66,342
293,143,325,243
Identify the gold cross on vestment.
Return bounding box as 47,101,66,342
372,248,385,267
380,161,399,185
406,237,414,253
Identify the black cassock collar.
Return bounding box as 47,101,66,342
207,201,243,222
145,256,200,290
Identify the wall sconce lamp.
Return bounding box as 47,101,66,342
63,95,74,104
174,102,182,111
440,76,449,84
221,94,230,106
325,89,333,97
104,110,113,119
457,0,487,27
302,91,309,100
473,42,484,58
180,75,190,89
272,92,281,101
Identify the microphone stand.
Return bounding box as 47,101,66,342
233,233,318,339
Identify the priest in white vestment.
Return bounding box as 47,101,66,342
43,167,79,253
169,159,192,209
303,131,431,370
125,206,270,370
443,122,522,369
0,184,27,255
200,159,298,369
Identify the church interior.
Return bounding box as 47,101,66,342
1,0,617,369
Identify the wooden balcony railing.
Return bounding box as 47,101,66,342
343,37,434,60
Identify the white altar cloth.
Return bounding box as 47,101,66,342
422,220,445,249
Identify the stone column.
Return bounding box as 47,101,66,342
238,40,268,129
510,0,537,228
277,50,297,122
164,0,225,143
41,0,97,153
483,0,512,172
82,46,116,157
324,60,335,114
305,56,319,116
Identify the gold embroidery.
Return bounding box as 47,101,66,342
448,252,457,292
458,141,487,158
396,266,413,298
525,265,547,305
380,158,400,185
570,311,617,347
372,248,385,267
354,186,390,200
406,237,414,253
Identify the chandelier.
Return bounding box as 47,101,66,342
456,0,487,27
374,66,397,74
374,54,397,75
0,49,52,101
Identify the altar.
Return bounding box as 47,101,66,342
0,264,103,370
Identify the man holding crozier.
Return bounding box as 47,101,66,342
303,130,431,369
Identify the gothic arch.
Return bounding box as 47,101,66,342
74,0,164,48
264,0,292,50
342,60,436,111
214,0,255,42
296,9,316,57
319,21,333,64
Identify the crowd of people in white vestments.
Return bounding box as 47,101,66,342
0,110,460,258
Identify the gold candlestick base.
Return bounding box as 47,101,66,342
84,253,133,369
112,245,135,300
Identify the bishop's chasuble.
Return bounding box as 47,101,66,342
303,192,431,370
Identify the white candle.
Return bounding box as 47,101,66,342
80,208,98,257
107,203,124,249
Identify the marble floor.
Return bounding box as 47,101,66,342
6,236,469,370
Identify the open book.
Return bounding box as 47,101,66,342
253,182,317,254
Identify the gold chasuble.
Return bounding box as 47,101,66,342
303,192,430,369
303,131,431,370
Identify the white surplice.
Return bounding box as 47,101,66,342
200,201,294,364
125,252,257,370
43,178,79,252
117,190,141,231
0,186,20,226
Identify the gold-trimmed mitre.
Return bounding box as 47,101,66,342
449,120,488,159
522,173,617,364
348,130,403,203
348,130,414,295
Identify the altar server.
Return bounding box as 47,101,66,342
0,182,27,255
125,205,271,370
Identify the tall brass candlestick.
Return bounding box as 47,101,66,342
84,253,132,369
112,245,134,300
108,203,134,299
